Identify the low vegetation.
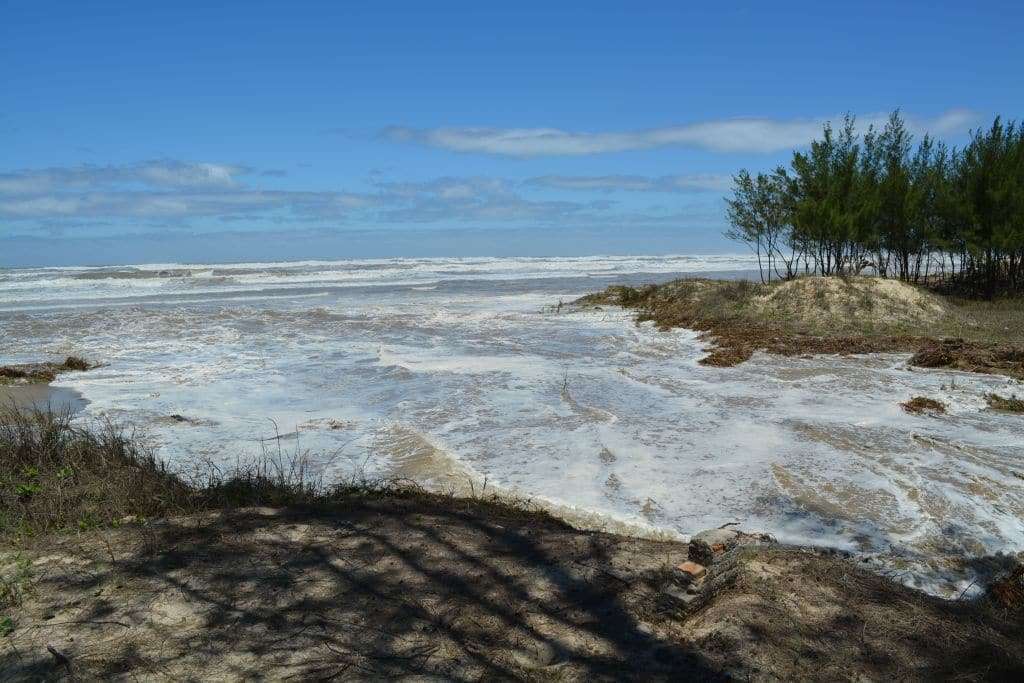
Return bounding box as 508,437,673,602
577,276,1024,377
0,356,93,385
987,393,1024,413
901,396,947,414
0,405,529,543
1,406,192,539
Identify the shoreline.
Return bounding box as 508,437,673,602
5,274,1022,599
0,383,86,414
2,316,1023,677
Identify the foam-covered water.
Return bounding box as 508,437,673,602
2,254,1021,596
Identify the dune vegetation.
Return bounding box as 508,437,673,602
0,405,516,542
578,276,1024,376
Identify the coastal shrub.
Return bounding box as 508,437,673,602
62,356,91,372
726,112,1024,297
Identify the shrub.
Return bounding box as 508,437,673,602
62,356,91,371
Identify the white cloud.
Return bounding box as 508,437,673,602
0,189,376,221
132,161,244,188
0,168,604,226
381,109,977,157
526,174,732,193
378,177,516,200
0,163,719,232
0,160,375,224
371,177,599,223
0,160,252,196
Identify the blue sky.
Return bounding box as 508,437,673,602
1,1,1020,266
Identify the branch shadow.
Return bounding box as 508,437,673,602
7,500,724,680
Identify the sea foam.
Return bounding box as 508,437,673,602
2,254,1021,597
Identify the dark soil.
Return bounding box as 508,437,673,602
911,340,1024,379
901,396,947,414
690,323,923,369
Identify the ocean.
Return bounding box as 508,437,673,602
2,254,1021,596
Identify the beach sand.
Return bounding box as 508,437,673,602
0,383,86,413
3,504,1021,680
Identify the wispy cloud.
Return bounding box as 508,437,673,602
0,166,606,227
525,174,732,193
0,160,256,195
0,160,366,223
0,190,375,221
381,109,977,157
371,177,608,223
0,162,723,233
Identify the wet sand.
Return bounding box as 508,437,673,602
0,383,86,413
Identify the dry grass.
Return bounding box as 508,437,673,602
0,405,545,547
60,356,91,372
990,566,1024,609
911,339,1024,378
945,296,1024,345
0,407,190,539
577,276,1024,377
900,396,947,414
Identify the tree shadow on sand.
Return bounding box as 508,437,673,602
4,500,724,680
6,493,1023,680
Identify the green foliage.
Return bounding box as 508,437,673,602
14,482,42,498
726,112,1024,296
